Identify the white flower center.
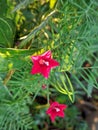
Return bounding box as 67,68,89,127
54,107,60,112
39,59,49,66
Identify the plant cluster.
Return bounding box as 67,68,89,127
0,0,98,130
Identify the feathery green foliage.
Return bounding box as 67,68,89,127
0,0,98,129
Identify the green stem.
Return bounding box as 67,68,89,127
47,85,50,105
19,10,57,48
3,70,15,86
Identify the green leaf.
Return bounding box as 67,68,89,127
0,78,12,100
0,17,15,47
50,73,75,103
0,48,36,72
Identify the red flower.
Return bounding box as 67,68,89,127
46,102,67,122
31,50,59,78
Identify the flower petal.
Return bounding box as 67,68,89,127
42,50,52,59
31,55,40,63
31,64,41,74
40,66,51,78
49,59,59,68
59,104,67,110
57,110,65,117
48,111,57,122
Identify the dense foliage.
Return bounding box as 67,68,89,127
0,0,98,130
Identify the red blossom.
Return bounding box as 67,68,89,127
46,102,67,122
31,50,59,78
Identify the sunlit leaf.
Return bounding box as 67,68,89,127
49,0,57,9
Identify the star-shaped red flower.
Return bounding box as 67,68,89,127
31,50,59,78
46,101,67,122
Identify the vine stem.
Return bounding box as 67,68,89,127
3,70,15,97
3,69,15,86
19,10,57,48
